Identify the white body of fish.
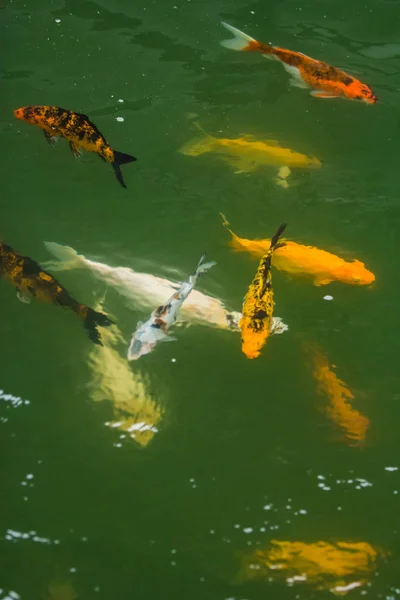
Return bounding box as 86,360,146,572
128,253,216,360
43,242,241,331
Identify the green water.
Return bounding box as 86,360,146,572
2,0,400,598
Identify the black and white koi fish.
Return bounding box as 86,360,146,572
128,253,216,360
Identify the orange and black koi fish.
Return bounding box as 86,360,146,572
13,105,137,188
221,22,377,103
0,241,113,345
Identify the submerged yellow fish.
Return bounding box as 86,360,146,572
221,214,375,287
305,341,369,444
237,540,382,595
179,123,321,188
87,298,163,447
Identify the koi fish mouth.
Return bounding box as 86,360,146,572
13,108,24,120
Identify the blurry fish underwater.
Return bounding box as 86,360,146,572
179,122,321,188
304,341,369,444
88,296,162,446
14,105,137,188
128,253,216,360
220,22,377,103
0,241,113,345
43,241,242,332
221,214,375,287
240,224,288,360
236,539,382,595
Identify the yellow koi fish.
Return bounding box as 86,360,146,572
240,223,288,359
179,123,321,188
305,342,369,444
237,540,382,595
88,297,163,447
221,214,375,287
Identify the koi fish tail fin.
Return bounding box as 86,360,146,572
83,307,114,346
260,223,287,279
220,22,263,52
193,253,217,277
270,223,287,253
43,241,84,272
219,212,243,252
112,150,137,189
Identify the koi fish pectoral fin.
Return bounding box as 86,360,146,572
160,335,177,343
69,142,82,158
310,90,340,99
17,289,32,304
175,320,191,329
271,317,289,335
281,63,309,88
313,277,333,286
43,130,59,146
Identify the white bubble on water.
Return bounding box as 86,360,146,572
116,116,124,122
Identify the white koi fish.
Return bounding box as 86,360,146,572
128,253,216,360
43,242,242,332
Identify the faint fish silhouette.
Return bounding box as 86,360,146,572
180,123,321,188
45,579,78,600
87,296,163,447
236,539,383,595
304,341,369,443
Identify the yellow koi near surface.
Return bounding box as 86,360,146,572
221,214,375,287
179,123,321,188
236,540,382,595
305,341,369,443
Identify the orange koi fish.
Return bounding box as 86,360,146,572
221,22,377,103
221,214,375,287
14,105,137,188
305,341,369,443
0,240,113,345
237,539,382,594
240,223,288,359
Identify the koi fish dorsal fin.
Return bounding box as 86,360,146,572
192,121,213,138
220,22,258,51
261,138,281,146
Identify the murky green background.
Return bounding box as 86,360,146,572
2,0,400,598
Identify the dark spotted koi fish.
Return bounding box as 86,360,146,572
128,253,216,360
0,240,114,345
240,223,288,360
221,22,377,104
13,105,137,188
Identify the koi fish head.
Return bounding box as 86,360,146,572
127,321,169,361
14,106,46,128
241,327,269,360
179,136,214,156
346,82,377,104
337,261,375,286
